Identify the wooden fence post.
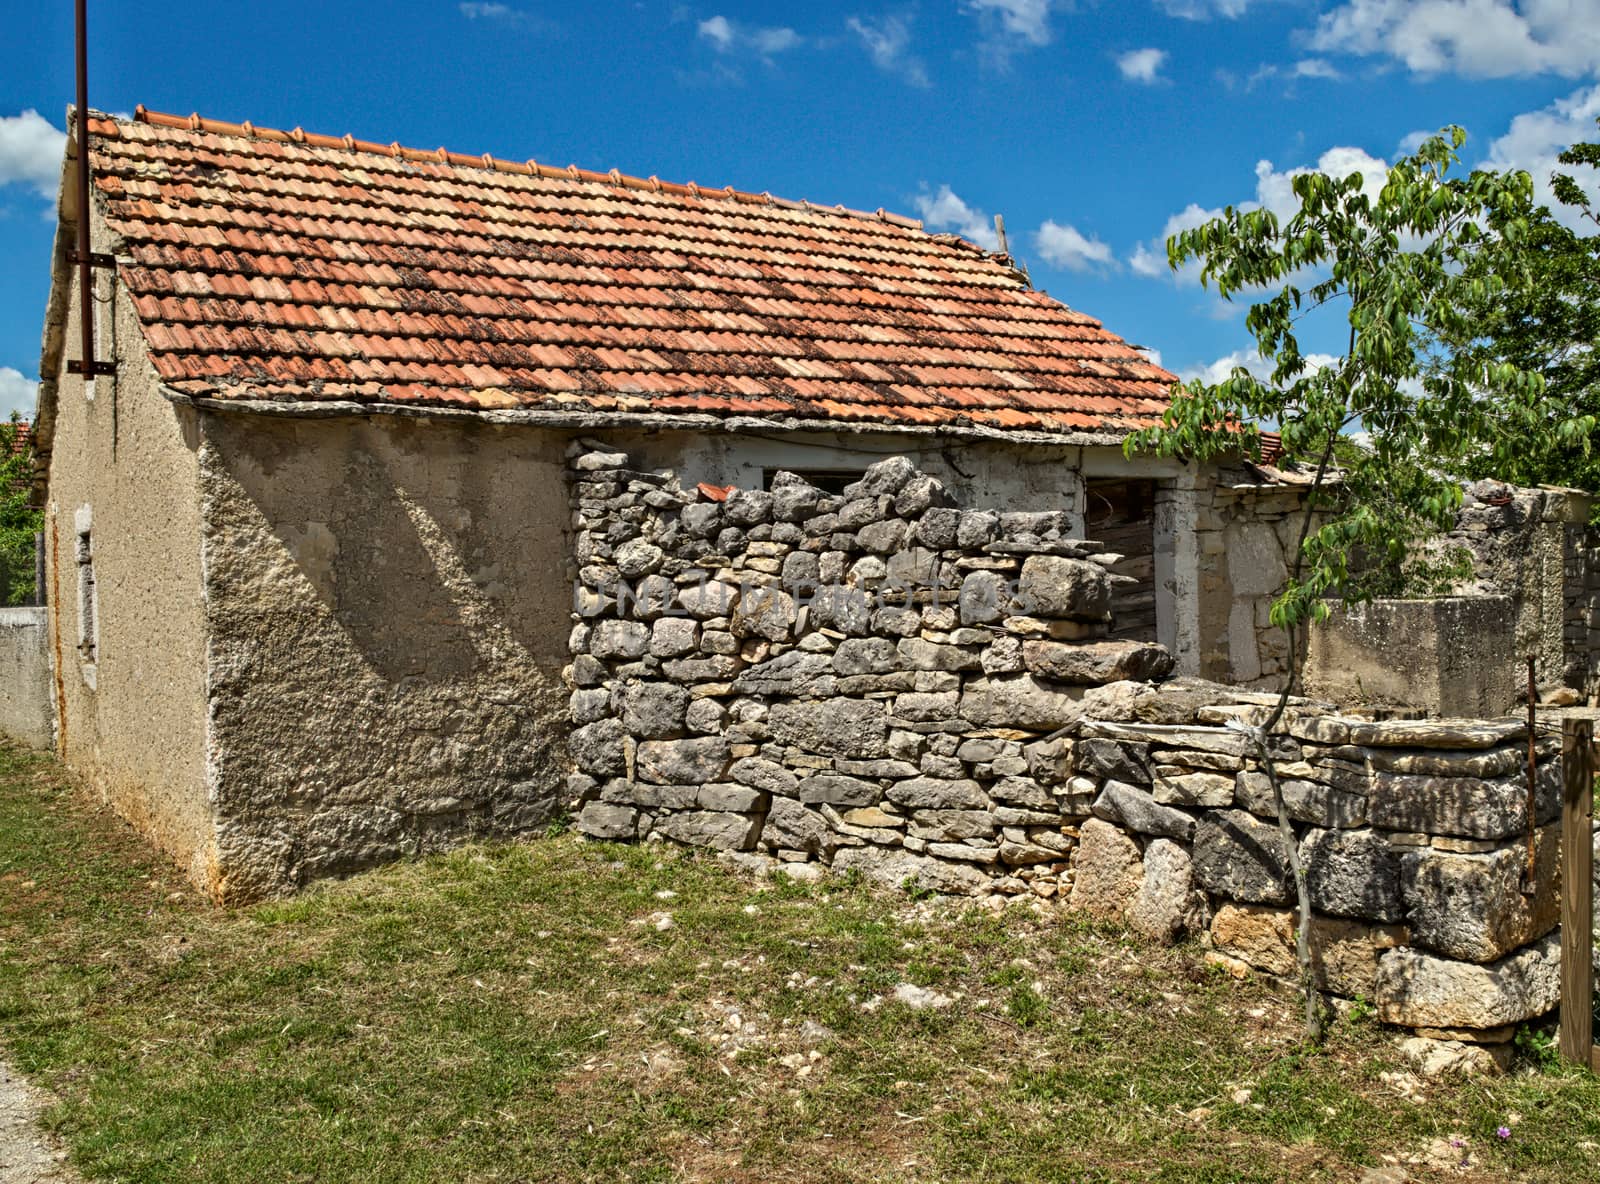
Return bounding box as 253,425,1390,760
1559,718,1594,1068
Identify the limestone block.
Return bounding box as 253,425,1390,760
767,699,888,758
1022,737,1070,785
697,783,767,812
569,688,611,725
636,737,732,785
1091,779,1196,841
831,846,991,895
590,620,650,660
1374,933,1561,1029
897,637,982,672
1399,827,1559,963
1191,809,1292,905
621,682,690,739
732,587,797,642
1350,744,1524,779
571,718,627,777
1075,738,1153,786
1211,904,1404,997
1079,720,1254,757
732,651,837,697
1225,522,1288,597
654,809,762,851
989,776,1055,810
1366,766,1557,840
763,797,832,854
1292,716,1525,749
1016,555,1113,620
895,691,960,722
857,519,906,554
680,503,722,539
908,809,997,841
1153,770,1235,808
649,617,699,658
770,474,822,522
960,675,1087,730
894,473,950,517
1301,827,1404,922
959,570,1012,626
576,801,638,841
999,840,1058,865
797,774,881,808
916,508,961,549
833,637,900,675
614,539,664,578
956,510,999,548
1022,639,1175,685
1067,817,1144,920
731,757,799,796
685,698,727,734
1235,771,1367,828
809,586,873,635
1127,839,1207,943
677,580,741,619
886,777,988,811
574,449,629,471
847,456,918,497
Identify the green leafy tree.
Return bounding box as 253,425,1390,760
0,416,41,606
1126,129,1594,1043
1447,118,1600,501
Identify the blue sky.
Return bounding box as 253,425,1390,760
2,0,1599,417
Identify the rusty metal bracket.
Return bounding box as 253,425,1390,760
65,249,114,268
66,360,116,377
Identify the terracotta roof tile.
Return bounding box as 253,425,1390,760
87,108,1177,433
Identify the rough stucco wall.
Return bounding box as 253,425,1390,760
42,270,213,884
198,414,571,901
0,608,54,748
1301,597,1519,716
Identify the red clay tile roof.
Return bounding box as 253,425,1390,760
85,108,1177,434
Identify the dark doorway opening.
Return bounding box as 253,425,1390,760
1085,479,1157,642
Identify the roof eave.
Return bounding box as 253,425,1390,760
158,388,1142,449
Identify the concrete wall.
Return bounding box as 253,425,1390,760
1302,597,1519,717
0,607,53,748
197,413,573,901
42,258,214,887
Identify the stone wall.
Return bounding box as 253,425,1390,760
1447,481,1595,703
564,449,1565,1045
1192,478,1305,689
0,607,53,749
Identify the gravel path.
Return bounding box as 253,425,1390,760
0,1061,78,1183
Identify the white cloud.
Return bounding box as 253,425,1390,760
847,15,930,87
1311,0,1600,79
1033,220,1117,272
913,185,1001,251
459,3,513,18
1117,47,1170,83
963,0,1056,65
0,368,38,419
0,110,66,200
1485,83,1600,230
1157,0,1255,18
698,15,802,59
1290,58,1342,80
1178,347,1339,386
1131,147,1392,282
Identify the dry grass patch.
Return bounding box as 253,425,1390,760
1,743,1598,1182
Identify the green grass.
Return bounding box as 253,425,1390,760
2,742,1599,1182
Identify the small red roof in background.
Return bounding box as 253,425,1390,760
82,108,1180,435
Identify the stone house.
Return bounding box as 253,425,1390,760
29,107,1336,900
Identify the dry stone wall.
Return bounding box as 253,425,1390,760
563,447,1566,1042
